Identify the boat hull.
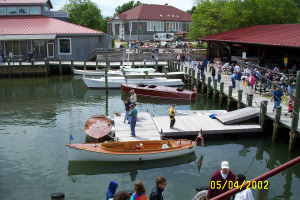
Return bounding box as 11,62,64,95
67,145,195,161
121,84,196,100
84,114,112,142
83,77,184,89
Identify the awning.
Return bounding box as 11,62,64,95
0,34,56,41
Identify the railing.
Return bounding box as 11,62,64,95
211,156,300,200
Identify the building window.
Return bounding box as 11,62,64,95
58,38,71,54
30,6,41,14
147,21,164,31
0,7,6,15
18,7,29,14
7,7,17,15
166,22,181,31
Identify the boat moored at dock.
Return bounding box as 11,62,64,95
84,114,112,142
67,139,196,161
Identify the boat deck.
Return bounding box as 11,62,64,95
114,112,161,141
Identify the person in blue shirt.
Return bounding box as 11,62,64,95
271,87,283,112
129,103,138,137
203,57,208,71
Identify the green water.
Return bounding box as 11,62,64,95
0,76,299,200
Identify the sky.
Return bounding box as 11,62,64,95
51,0,196,17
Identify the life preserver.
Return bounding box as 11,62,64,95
192,190,208,200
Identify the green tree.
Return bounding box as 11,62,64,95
115,1,142,15
62,0,105,32
187,6,196,14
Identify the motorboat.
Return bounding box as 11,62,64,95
73,68,155,76
82,77,184,89
67,139,196,161
121,83,196,101
84,114,112,142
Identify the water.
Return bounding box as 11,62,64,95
0,76,299,200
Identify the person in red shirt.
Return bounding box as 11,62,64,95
207,161,236,200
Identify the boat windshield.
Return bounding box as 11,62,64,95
138,84,147,87
176,89,184,92
148,85,157,89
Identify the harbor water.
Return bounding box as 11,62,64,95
0,76,299,200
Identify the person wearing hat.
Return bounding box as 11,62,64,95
130,90,137,103
169,104,176,129
129,103,138,137
207,161,236,200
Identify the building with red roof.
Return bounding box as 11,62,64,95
199,24,300,69
107,3,192,41
0,0,111,60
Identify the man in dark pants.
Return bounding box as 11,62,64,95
169,104,176,129
150,176,167,200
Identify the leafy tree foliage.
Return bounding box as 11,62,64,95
187,6,196,14
115,1,142,15
62,0,107,32
188,0,300,40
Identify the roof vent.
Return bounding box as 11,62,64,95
165,3,168,6
160,14,163,17
172,15,175,18
167,15,170,17
177,15,179,18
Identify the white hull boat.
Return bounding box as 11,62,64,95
67,139,196,161
73,68,155,76
83,77,184,89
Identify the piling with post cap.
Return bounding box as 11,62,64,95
155,60,158,72
227,85,233,106
132,59,135,68
192,69,195,86
207,77,212,95
289,71,300,151
144,60,146,67
145,71,148,79
164,66,168,78
51,192,65,200
44,58,47,76
188,68,191,83
196,72,200,87
105,58,109,90
219,82,224,100
167,59,170,67
120,60,123,67
213,80,218,102
19,59,22,77
260,100,268,127
181,63,183,71
59,58,62,75
272,106,282,142
185,65,187,74
96,60,99,70
31,59,35,76
237,90,243,109
83,59,87,70
256,182,269,200
248,94,253,107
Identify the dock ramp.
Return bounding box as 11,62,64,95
215,107,260,125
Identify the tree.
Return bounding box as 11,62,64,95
186,6,196,14
61,0,106,32
115,1,142,15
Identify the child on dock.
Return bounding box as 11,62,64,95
285,96,294,118
130,181,147,200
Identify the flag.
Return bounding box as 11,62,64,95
70,134,74,140
197,129,204,147
194,84,197,94
139,25,143,33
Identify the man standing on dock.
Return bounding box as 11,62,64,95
130,90,137,103
169,104,176,129
129,103,137,137
207,161,236,200
271,87,283,112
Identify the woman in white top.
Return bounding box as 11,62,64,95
234,174,254,200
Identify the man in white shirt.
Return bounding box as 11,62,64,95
130,90,137,103
234,174,254,200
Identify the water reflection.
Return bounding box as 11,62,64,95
68,152,196,181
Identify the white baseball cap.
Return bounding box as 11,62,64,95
221,161,229,169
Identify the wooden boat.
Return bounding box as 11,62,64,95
73,68,155,76
121,83,196,100
83,77,184,89
84,114,112,142
67,139,196,161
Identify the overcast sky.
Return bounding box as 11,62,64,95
51,0,196,17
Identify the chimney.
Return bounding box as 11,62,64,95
165,3,168,6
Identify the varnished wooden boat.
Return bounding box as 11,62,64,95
84,114,112,142
121,83,196,100
67,139,196,161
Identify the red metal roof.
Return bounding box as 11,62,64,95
0,15,104,35
113,4,192,22
200,24,300,48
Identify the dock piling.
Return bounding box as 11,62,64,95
219,82,224,101
19,59,22,77
260,100,268,127
272,106,282,142
201,75,206,93
213,80,218,102
96,60,99,70
248,94,253,107
207,77,212,95
59,58,62,75
227,85,233,106
84,59,86,70
237,90,243,109
105,58,109,90
155,60,158,72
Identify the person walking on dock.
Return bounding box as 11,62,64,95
207,161,236,200
169,104,176,129
271,87,283,112
9,51,14,64
217,65,222,83
150,176,167,200
234,174,254,200
129,103,137,137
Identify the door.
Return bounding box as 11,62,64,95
47,43,54,58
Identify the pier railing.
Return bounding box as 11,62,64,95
211,156,300,200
